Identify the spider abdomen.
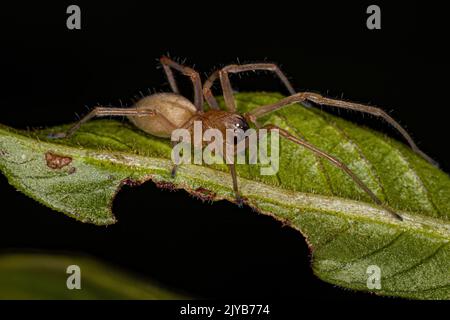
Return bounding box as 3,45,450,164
128,93,197,138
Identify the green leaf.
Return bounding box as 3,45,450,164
0,253,185,299
0,92,449,299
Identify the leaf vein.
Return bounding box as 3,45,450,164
384,242,447,281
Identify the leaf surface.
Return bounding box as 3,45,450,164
1,92,449,299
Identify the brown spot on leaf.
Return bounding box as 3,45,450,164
191,187,217,202
45,152,72,169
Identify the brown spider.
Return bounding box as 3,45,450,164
50,56,435,221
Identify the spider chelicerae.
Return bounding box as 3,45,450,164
50,56,436,221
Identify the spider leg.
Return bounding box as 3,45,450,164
203,70,221,110
160,56,204,112
169,116,199,179
203,63,296,112
212,137,245,206
47,107,156,139
170,139,180,178
169,118,244,206
247,92,437,166
259,123,403,220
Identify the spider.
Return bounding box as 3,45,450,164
49,56,436,221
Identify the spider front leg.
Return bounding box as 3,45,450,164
160,56,204,111
247,92,437,166
256,123,402,221
228,163,244,206
203,63,296,112
211,141,245,206
47,107,155,139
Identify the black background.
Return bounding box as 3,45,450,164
0,1,449,302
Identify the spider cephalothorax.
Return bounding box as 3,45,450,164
50,56,437,221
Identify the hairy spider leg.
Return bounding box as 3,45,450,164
160,56,204,112
203,63,296,112
247,92,437,166
47,107,159,139
260,123,403,220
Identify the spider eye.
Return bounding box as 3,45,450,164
229,117,250,144
234,118,249,131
